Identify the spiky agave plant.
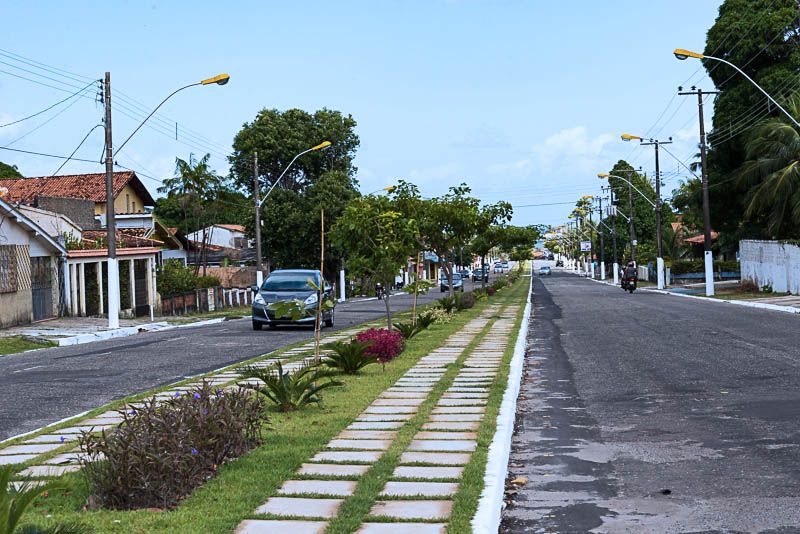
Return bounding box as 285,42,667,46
238,361,343,411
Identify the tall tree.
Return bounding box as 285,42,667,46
736,92,800,237
703,0,800,245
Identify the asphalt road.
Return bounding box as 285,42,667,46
501,263,800,533
0,281,486,442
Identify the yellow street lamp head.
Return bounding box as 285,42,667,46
312,141,332,151
673,48,704,61
201,73,230,86
383,186,397,192
597,173,609,179
621,133,642,142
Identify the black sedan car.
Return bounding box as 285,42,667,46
251,269,334,330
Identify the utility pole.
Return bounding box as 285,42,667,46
253,151,263,287
679,86,719,296
103,72,120,329
597,195,606,280
604,186,619,284
588,206,595,278
639,138,671,289
627,181,636,264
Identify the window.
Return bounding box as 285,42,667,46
132,201,137,213
0,245,19,293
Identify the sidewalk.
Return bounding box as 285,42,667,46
0,308,250,348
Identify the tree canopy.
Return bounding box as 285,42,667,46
0,161,23,179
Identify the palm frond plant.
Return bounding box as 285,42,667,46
238,361,343,411
436,296,457,313
322,340,378,374
416,311,436,329
736,92,800,238
0,466,73,534
393,322,422,339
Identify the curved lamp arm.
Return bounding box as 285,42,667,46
598,173,656,209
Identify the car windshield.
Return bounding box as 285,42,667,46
261,272,318,291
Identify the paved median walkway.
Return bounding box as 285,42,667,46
0,325,378,487
235,303,520,533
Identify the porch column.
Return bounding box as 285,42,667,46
146,256,154,320
97,261,104,315
78,262,86,317
129,259,136,311
69,263,78,316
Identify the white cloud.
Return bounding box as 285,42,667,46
531,126,614,174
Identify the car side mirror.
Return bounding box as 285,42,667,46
250,284,259,293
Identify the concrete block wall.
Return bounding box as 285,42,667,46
740,240,800,294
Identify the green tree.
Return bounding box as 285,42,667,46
702,0,800,245
0,161,23,179
229,108,359,193
332,195,417,328
735,93,800,237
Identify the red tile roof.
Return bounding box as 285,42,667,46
684,231,719,244
216,224,245,232
0,171,155,206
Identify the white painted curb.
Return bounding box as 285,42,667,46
471,271,533,533
53,317,233,347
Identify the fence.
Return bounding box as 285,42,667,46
740,239,800,294
160,286,254,316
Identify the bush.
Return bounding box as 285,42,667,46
157,260,220,296
323,340,379,374
415,312,436,329
455,291,475,311
79,381,265,510
420,307,453,325
472,288,489,301
492,278,508,291
355,328,405,366
239,361,342,411
393,322,422,339
436,296,457,313
670,259,741,275
487,287,497,296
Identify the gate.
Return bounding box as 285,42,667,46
133,259,150,317
31,257,54,321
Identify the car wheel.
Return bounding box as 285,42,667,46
252,321,262,331
325,310,334,328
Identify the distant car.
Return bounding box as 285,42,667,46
493,262,503,273
539,266,552,276
251,269,334,330
472,268,489,282
501,261,509,270
440,272,464,292
458,268,471,280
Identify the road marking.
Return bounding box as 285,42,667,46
12,365,44,373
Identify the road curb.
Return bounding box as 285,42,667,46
52,317,229,347
472,272,533,533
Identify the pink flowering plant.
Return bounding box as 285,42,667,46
355,328,405,369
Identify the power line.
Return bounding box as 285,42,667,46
0,79,98,128
47,124,104,177
0,145,98,163
2,86,94,147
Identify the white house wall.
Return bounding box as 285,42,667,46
740,239,800,294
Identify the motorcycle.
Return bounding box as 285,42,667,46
621,276,637,293
375,282,386,300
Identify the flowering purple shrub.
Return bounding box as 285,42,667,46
79,381,265,510
355,328,405,365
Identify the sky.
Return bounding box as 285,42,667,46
0,0,722,228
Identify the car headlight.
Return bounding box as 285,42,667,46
254,293,265,305
304,293,319,306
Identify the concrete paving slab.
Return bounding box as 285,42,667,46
348,422,404,430
408,440,477,452
363,406,417,414
356,414,414,422
235,520,328,533
370,499,453,520
278,479,357,497
371,398,425,406
356,523,446,534
432,406,486,414
310,451,383,464
392,465,464,480
336,430,398,440
380,481,459,497
428,414,484,422
414,431,477,440
255,497,343,518
326,439,392,450
18,464,81,477
297,463,371,477
0,443,64,455
437,398,487,406
0,454,38,465
23,434,77,444
399,452,472,465
422,421,480,431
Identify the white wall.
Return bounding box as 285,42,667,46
740,239,800,294
187,226,242,248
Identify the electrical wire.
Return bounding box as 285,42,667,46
0,79,98,128
47,124,104,177
2,85,96,147
0,145,98,163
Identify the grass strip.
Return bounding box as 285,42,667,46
19,289,506,533
0,335,56,356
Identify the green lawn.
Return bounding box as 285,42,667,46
21,277,528,533
0,335,55,356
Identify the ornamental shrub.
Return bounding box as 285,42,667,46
436,296,457,313
455,291,476,311
157,260,221,296
79,381,265,510
355,328,405,366
420,307,453,325
487,287,497,296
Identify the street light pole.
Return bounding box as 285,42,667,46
253,151,262,286
597,195,606,280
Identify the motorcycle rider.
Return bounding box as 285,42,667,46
622,260,637,288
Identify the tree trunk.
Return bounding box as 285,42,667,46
384,280,393,330
411,252,420,325
481,254,487,289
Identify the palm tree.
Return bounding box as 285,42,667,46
736,93,800,238
158,154,222,272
